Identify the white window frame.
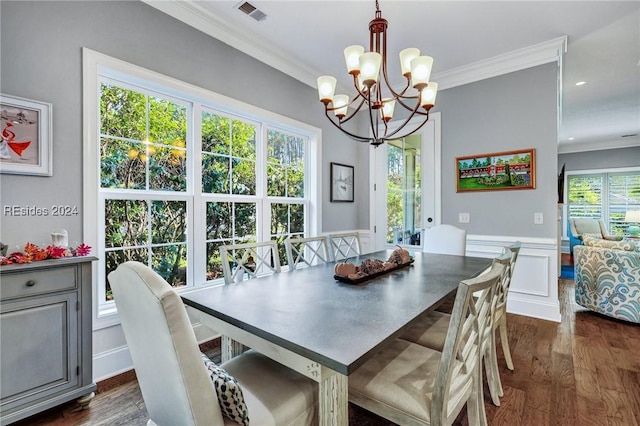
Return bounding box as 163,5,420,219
83,48,322,329
563,166,640,239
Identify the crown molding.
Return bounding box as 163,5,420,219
141,0,320,88
432,36,567,90
558,136,640,154
143,1,567,92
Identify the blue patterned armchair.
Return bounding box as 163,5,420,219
574,240,640,323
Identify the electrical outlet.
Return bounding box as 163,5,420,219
459,213,470,223
534,212,544,225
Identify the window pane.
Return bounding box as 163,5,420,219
207,202,232,240
148,96,187,146
608,173,640,235
149,144,187,191
100,138,145,189
105,199,149,248
206,240,231,281
202,112,230,154
267,129,306,198
231,159,256,195
271,203,289,235
235,203,257,238
267,164,286,196
386,136,421,246
290,203,304,234
202,154,230,193
568,175,602,220
231,119,256,160
105,247,149,300
151,201,187,244
152,244,187,287
100,84,146,140
287,166,304,198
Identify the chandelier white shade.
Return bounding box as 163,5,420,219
317,0,438,146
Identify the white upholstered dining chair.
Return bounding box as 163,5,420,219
284,236,331,270
109,261,317,426
422,224,467,255
348,260,506,426
219,240,281,285
328,232,361,260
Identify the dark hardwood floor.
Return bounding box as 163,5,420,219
13,278,640,426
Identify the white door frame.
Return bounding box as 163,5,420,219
369,112,442,252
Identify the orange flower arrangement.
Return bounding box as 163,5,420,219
0,242,91,266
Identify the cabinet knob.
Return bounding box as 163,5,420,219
25,280,37,287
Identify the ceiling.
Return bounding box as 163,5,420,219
146,1,640,153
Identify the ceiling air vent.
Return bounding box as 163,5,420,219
236,1,267,22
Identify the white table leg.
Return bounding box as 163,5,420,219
319,369,348,426
221,335,244,362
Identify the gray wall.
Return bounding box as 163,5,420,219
559,146,640,172
434,63,559,238
0,0,365,249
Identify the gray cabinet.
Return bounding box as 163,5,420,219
0,257,97,425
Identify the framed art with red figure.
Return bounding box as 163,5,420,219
0,94,52,176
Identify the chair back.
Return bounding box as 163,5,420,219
492,252,514,320
285,236,330,270
108,262,223,426
432,260,505,422
328,232,361,261
505,241,521,277
570,218,602,239
219,240,281,284
422,224,467,255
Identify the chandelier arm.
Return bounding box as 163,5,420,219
326,97,367,125
351,75,370,99
380,66,412,99
366,90,380,143
324,109,372,143
394,97,429,116
385,109,430,140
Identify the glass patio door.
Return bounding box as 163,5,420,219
371,115,440,251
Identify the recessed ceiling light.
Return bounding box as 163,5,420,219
575,81,587,86
568,137,575,141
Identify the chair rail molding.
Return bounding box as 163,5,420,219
466,234,561,323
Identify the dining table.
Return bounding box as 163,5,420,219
181,249,493,426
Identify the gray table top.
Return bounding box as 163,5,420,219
182,250,492,375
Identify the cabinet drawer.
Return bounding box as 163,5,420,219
0,267,77,300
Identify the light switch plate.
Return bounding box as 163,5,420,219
459,213,470,223
534,212,544,225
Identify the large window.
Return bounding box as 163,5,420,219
84,49,320,323
566,169,640,236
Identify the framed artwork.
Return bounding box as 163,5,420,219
0,94,52,176
456,148,535,192
330,162,354,202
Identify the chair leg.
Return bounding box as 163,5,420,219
467,369,488,426
484,337,503,405
498,317,514,370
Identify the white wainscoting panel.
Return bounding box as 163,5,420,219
466,234,561,323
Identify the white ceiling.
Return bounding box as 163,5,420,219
147,0,640,152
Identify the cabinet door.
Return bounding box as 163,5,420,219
0,292,79,411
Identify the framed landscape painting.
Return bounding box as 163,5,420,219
0,94,52,176
330,162,354,202
456,148,535,192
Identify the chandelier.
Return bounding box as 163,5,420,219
317,0,438,146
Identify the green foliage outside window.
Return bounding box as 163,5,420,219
100,82,308,300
